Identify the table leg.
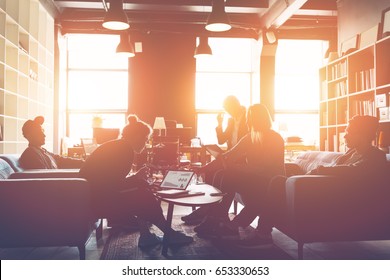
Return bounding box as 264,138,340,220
162,202,174,256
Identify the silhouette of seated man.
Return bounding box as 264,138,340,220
20,116,84,169
234,115,388,249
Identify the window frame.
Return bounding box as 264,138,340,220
64,34,129,142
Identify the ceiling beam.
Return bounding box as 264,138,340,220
259,0,309,29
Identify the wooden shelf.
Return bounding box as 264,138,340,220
319,36,390,152
0,0,54,154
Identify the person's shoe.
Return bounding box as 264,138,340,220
215,222,240,240
138,232,163,248
234,232,273,249
194,219,218,239
167,231,193,246
181,207,208,225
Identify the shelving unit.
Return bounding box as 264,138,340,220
319,35,390,152
0,0,54,154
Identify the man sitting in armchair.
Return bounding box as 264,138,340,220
20,116,84,169
235,114,388,249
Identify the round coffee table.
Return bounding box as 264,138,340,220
155,183,223,256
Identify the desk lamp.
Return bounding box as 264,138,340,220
153,117,166,137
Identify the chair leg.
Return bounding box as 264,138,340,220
298,243,304,260
78,245,86,260
96,218,103,241
233,200,238,215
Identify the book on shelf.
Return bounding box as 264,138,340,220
331,61,347,80
333,134,338,152
355,68,375,92
379,107,389,121
335,81,346,97
375,94,387,108
352,100,375,116
339,132,346,153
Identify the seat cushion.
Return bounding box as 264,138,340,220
0,154,23,172
0,159,15,179
294,151,343,174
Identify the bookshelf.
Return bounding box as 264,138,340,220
0,0,54,154
319,35,390,152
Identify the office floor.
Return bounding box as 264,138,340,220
1,202,390,260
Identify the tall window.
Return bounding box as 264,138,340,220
274,39,328,145
195,38,260,144
66,34,128,143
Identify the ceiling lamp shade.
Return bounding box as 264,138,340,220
116,33,135,57
102,0,129,30
194,37,212,58
205,0,231,32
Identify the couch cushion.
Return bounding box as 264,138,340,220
0,154,23,172
0,159,15,179
294,151,344,174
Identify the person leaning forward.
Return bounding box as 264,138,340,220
79,114,193,248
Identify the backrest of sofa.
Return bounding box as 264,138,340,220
0,154,24,172
0,159,15,179
294,151,344,174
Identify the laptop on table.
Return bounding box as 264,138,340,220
155,170,204,198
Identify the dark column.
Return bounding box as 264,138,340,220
128,33,196,131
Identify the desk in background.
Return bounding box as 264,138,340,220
180,146,207,166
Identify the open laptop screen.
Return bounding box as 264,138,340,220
81,138,98,158
160,170,195,190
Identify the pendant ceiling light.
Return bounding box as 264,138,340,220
116,32,135,57
194,37,212,58
205,0,231,32
102,0,129,30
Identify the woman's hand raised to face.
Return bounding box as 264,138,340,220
216,113,224,126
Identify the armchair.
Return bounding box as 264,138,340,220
272,152,390,259
0,157,97,260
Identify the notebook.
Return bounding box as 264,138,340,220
203,144,224,158
81,138,98,158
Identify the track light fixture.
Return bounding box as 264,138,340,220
116,32,135,57
263,28,278,44
102,0,129,31
206,0,231,32
194,37,213,58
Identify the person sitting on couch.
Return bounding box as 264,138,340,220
235,114,388,249
20,116,84,169
79,114,193,248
